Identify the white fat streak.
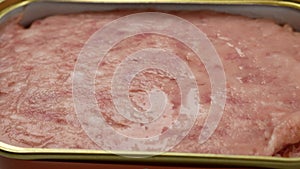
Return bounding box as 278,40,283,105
226,42,234,47
234,47,246,58
217,33,230,41
226,42,246,58
236,77,243,84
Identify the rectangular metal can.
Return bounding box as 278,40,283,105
0,0,300,169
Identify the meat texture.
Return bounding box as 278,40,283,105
0,11,300,156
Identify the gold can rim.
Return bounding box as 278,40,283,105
0,0,300,168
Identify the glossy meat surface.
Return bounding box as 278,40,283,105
0,11,300,156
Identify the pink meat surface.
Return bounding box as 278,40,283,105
0,11,300,157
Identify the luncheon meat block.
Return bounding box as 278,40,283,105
0,11,300,156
